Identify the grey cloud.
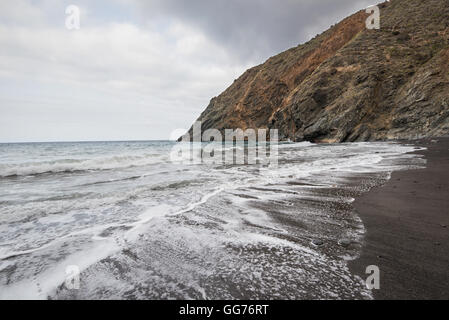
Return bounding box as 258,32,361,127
136,0,375,62
0,0,377,142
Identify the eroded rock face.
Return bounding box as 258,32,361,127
184,0,449,142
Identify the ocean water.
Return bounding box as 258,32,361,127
0,140,425,299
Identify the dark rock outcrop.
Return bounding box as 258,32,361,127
184,0,449,142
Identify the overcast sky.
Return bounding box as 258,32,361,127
0,0,373,142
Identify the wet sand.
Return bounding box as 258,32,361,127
349,137,449,300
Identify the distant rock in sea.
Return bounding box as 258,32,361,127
183,0,449,142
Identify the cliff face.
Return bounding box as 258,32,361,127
185,0,449,142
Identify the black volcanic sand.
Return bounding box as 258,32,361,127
349,137,449,300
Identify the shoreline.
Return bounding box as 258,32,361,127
349,137,449,300
1,139,446,299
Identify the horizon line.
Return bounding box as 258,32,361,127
0,139,176,144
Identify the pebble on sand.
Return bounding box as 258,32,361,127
311,239,324,246
338,239,351,247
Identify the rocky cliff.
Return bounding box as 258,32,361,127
184,0,449,142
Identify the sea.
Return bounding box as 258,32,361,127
0,140,425,299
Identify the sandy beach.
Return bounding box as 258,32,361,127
349,137,449,300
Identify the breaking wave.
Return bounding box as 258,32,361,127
0,154,168,177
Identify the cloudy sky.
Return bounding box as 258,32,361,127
0,0,373,142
